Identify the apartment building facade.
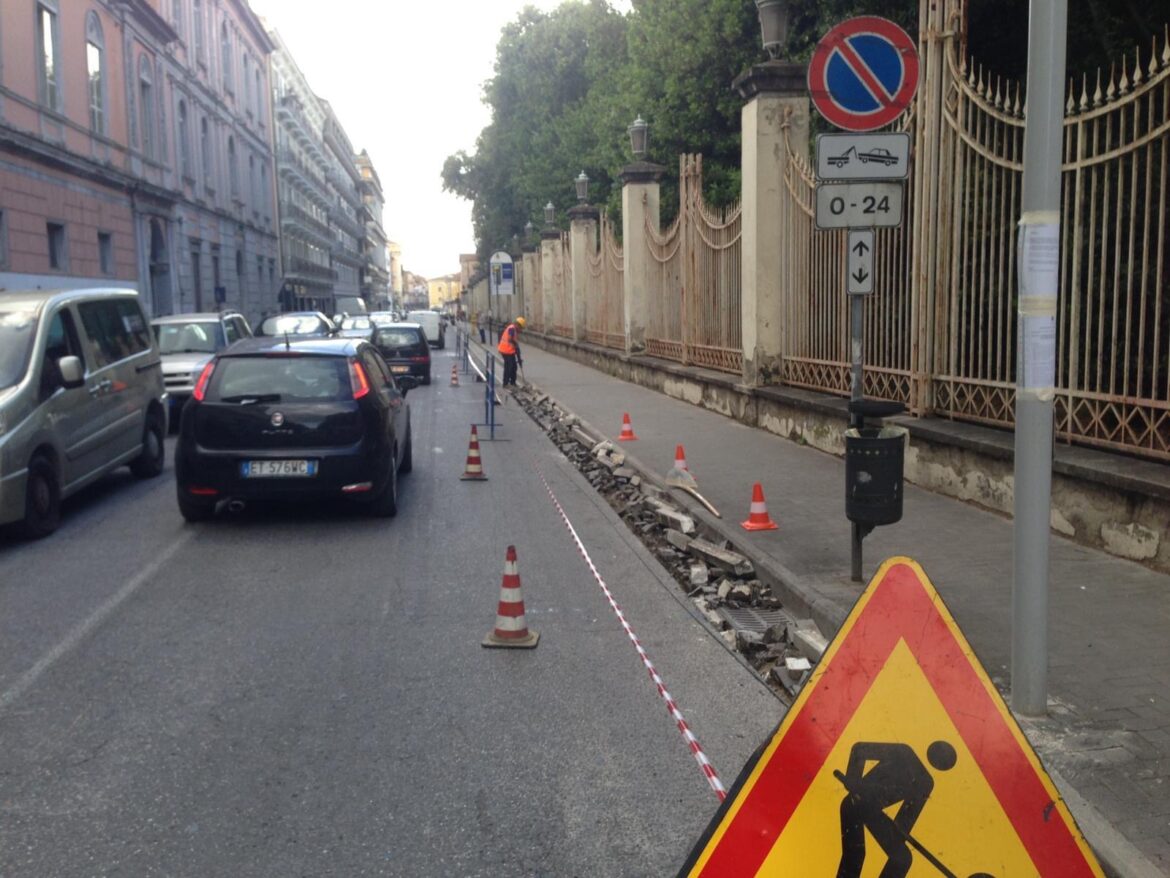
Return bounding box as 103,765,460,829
354,149,388,310
0,0,280,324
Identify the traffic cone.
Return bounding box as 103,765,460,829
450,364,459,386
618,412,638,441
460,425,488,481
673,444,689,472
741,482,779,531
482,545,539,648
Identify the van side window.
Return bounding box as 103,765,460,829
40,309,85,399
223,319,241,345
78,299,151,367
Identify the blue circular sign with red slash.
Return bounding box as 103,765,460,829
808,16,919,132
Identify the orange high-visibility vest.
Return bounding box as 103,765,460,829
498,324,518,355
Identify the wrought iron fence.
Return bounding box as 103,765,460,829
585,212,626,350
644,155,743,374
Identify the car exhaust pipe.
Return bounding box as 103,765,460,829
226,499,246,514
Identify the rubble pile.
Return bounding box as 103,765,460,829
512,385,816,696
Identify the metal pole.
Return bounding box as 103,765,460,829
488,352,497,441
1012,0,1067,717
849,292,864,582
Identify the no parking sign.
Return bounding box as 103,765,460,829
808,16,919,132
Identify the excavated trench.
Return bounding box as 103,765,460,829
506,382,825,701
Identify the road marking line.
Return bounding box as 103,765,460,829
0,530,194,713
532,460,727,801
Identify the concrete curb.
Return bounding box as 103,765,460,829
513,373,1162,878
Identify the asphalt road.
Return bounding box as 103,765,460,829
0,349,783,877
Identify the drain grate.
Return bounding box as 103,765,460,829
716,606,794,634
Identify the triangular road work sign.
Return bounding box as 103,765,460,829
679,557,1104,877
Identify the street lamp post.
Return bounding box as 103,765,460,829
627,116,649,161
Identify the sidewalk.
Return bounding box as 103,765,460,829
510,340,1170,876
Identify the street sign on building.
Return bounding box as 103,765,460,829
677,558,1106,878
808,16,920,132
816,132,911,180
815,182,904,229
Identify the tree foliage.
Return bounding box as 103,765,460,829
444,0,1164,261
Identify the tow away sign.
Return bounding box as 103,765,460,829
678,557,1104,878
817,132,911,180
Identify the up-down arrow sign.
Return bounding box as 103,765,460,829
848,229,875,295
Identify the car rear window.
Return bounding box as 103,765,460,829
207,356,350,402
258,314,330,336
376,328,427,351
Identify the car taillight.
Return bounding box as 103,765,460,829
192,361,216,401
410,356,429,363
349,359,371,399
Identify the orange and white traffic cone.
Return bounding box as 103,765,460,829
460,425,488,481
618,412,638,441
741,482,779,531
482,545,539,649
450,364,459,387
673,444,689,472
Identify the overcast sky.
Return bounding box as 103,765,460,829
250,0,585,280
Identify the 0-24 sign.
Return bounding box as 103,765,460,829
814,182,904,229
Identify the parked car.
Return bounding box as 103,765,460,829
152,311,252,428
337,315,375,342
174,337,416,521
407,309,445,349
373,323,431,385
0,288,167,537
255,311,336,338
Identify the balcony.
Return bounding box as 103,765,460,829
281,201,332,239
286,256,336,281
330,208,365,239
277,149,327,194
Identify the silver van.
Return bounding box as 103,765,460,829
0,289,168,537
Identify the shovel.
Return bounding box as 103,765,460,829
833,770,995,878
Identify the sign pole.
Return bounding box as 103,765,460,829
849,288,865,581
1012,0,1067,717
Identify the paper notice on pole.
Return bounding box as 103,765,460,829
1021,314,1056,391
1019,220,1060,300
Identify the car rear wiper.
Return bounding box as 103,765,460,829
219,393,282,404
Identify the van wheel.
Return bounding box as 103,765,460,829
20,457,61,539
369,457,398,518
130,412,166,478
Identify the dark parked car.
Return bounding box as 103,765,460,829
174,337,416,521
255,311,335,338
373,323,431,385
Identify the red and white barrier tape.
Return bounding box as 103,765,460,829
532,460,726,801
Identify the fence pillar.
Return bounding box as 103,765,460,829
620,161,665,355
521,245,538,327
540,227,560,334
568,205,599,342
734,61,809,387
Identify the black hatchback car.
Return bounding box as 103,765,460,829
174,337,416,521
372,323,432,385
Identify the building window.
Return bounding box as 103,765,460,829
248,153,256,212
0,210,8,269
177,99,191,178
85,13,105,134
171,0,184,37
228,136,238,197
200,117,211,185
37,3,61,112
192,0,204,62
242,54,251,113
255,69,264,123
98,232,113,275
260,162,270,219
47,222,66,270
221,22,232,93
138,56,154,158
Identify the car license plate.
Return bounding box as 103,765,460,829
241,459,317,478
390,365,409,374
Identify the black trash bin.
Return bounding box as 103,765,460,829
844,425,907,526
